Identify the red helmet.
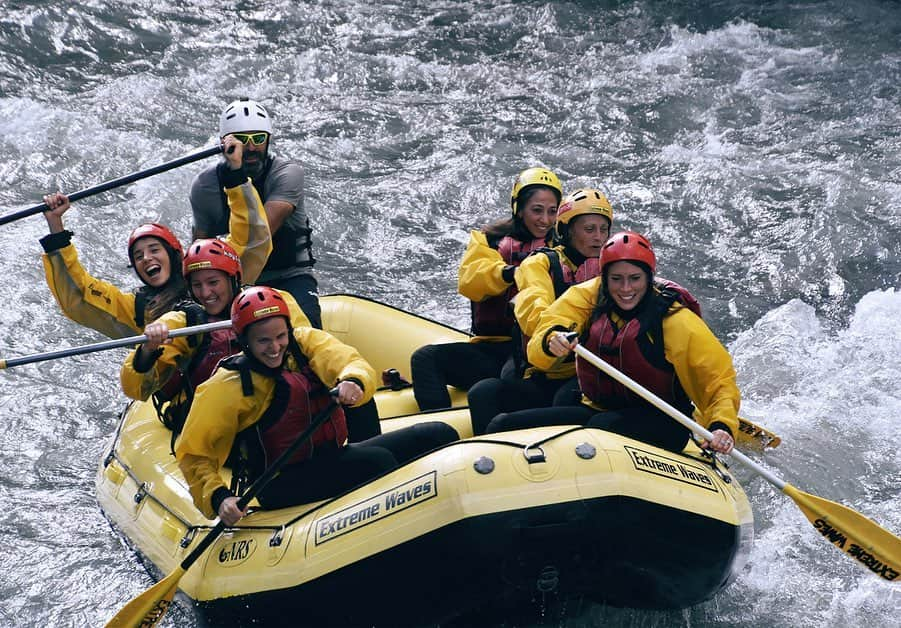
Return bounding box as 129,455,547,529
231,286,291,335
127,223,182,262
182,238,242,283
600,231,656,274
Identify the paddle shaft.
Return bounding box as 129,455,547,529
571,342,786,488
176,396,339,571
105,395,341,627
0,145,223,227
0,320,233,370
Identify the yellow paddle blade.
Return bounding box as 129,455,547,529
783,484,901,582
737,416,781,449
105,567,185,628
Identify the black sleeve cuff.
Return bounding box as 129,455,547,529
39,230,73,253
708,421,734,438
218,161,249,189
341,377,365,393
132,347,163,373
541,325,570,357
211,486,237,518
501,264,516,283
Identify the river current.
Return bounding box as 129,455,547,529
0,1,898,626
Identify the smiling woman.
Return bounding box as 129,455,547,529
40,191,189,338
37,140,274,340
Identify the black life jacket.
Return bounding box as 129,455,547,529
470,234,546,336
575,279,701,414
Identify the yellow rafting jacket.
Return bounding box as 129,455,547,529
175,327,376,518
458,230,511,302
527,277,740,436
41,178,272,339
456,229,516,342
513,246,583,380
120,289,310,402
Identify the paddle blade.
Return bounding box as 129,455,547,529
105,567,185,628
784,484,901,582
737,416,781,449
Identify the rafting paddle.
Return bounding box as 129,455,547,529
567,336,901,582
105,393,341,628
0,320,233,370
736,416,781,449
0,144,224,227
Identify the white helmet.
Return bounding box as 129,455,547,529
218,98,273,137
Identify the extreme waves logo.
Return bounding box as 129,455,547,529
313,471,438,546
814,518,899,581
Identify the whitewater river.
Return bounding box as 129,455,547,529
0,1,898,626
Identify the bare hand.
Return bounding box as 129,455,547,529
221,135,244,170
218,496,248,526
701,428,734,454
42,192,70,233
548,331,578,358
142,321,171,353
337,380,364,406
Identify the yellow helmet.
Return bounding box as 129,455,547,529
554,188,613,240
510,167,563,216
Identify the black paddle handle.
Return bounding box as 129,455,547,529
0,144,223,227
178,393,341,570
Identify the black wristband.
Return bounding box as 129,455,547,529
501,264,516,283
210,486,237,518
341,377,365,393
541,325,571,357
39,230,74,253
132,346,163,373
218,161,249,189
708,422,734,439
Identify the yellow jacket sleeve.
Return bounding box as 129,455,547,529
278,289,312,329
42,242,142,338
513,251,557,338
176,369,269,518
526,278,599,371
120,310,191,401
294,327,377,406
176,326,377,518
662,309,741,437
457,230,511,301
220,179,272,285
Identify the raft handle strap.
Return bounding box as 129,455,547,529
180,527,197,548
523,444,546,464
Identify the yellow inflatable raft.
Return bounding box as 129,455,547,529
96,295,753,626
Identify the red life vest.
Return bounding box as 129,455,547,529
575,280,699,414
258,367,348,466
154,321,239,402
470,234,546,336
153,310,241,433
543,249,601,298
185,326,240,390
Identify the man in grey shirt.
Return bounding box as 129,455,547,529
190,98,321,328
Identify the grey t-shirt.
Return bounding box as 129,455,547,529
190,154,313,281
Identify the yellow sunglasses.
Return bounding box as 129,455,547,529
231,132,269,146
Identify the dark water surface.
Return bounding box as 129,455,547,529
0,1,899,626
